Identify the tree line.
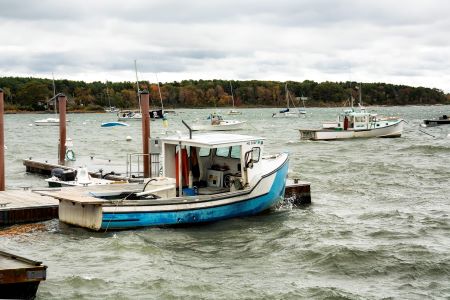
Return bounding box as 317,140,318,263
0,76,448,112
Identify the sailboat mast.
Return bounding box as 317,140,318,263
52,73,56,114
156,73,164,111
285,83,289,108
106,80,111,108
134,60,141,112
359,82,362,107
230,81,235,108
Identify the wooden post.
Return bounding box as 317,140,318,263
58,94,67,165
0,89,5,191
140,90,150,178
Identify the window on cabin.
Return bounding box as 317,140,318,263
216,147,230,157
230,146,241,159
199,148,210,157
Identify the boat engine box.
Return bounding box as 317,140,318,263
51,168,77,181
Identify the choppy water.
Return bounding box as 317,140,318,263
1,106,450,299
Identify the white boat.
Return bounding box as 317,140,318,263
191,113,246,131
45,167,117,187
34,74,68,126
43,132,289,230
34,117,61,126
117,110,142,121
272,83,304,118
104,106,120,113
299,108,404,140
227,82,242,115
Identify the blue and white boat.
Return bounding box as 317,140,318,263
50,132,289,230
101,121,129,127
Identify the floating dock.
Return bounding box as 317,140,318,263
23,159,137,182
0,250,47,299
0,190,58,226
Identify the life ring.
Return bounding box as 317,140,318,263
65,149,76,161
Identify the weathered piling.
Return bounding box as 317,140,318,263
0,89,5,191
140,90,150,178
284,180,311,205
58,94,67,165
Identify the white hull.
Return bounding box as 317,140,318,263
272,111,303,118
300,120,404,140
34,118,69,126
191,120,245,131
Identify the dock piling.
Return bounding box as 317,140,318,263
58,94,67,166
0,88,4,191
140,90,150,178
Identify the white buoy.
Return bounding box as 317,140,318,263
29,123,33,126
126,136,132,141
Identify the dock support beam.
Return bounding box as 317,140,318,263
0,89,4,191
140,90,150,178
58,94,67,166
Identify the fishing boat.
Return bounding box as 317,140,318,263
421,115,450,127
272,83,304,118
299,108,404,140
227,82,242,115
44,132,289,230
191,113,245,131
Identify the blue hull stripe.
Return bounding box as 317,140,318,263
101,159,289,229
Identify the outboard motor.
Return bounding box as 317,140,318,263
50,168,77,181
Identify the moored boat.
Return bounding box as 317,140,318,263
299,109,404,140
191,113,245,131
422,115,450,127
44,132,289,230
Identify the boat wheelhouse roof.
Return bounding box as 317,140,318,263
340,110,377,117
160,133,265,148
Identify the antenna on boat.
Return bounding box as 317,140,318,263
182,120,193,139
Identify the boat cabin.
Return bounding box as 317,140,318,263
335,110,379,130
160,133,265,196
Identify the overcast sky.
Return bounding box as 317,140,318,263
1,0,449,92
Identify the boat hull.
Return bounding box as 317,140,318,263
300,120,404,140
272,111,303,118
100,156,288,230
191,121,245,131
422,119,450,127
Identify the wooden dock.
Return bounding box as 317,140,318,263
0,250,47,299
0,190,58,226
23,159,141,183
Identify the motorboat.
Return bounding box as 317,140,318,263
43,132,289,230
191,113,245,131
34,117,61,126
45,167,117,187
117,110,142,121
421,115,450,127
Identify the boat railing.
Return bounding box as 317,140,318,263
126,153,161,179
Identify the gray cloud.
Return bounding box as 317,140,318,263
1,0,449,92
